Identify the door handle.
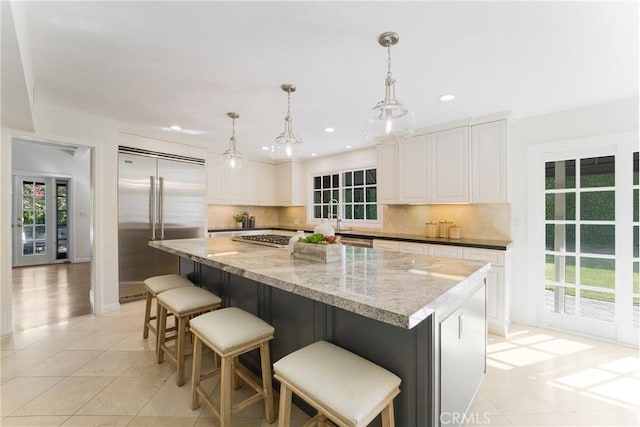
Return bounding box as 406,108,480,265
458,313,464,339
150,176,156,240
159,177,164,240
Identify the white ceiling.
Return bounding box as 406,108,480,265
14,1,639,160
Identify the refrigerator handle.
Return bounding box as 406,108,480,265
150,176,156,240
159,177,165,239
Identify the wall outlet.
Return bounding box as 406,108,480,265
294,219,300,225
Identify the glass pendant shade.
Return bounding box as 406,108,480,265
365,31,415,143
222,112,244,168
272,83,303,160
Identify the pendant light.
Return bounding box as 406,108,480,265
271,83,303,160
366,31,415,143
222,112,244,169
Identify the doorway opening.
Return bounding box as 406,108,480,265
11,137,93,331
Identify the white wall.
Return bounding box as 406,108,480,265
509,97,639,325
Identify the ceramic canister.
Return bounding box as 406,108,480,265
426,222,438,238
439,221,453,238
449,225,461,240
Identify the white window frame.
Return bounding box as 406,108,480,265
307,166,383,229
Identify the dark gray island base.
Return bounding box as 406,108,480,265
150,238,489,427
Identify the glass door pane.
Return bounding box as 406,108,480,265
22,180,47,256
544,156,616,322
633,152,639,328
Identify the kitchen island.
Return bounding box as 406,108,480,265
150,236,490,427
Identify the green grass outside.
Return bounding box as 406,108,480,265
545,261,639,306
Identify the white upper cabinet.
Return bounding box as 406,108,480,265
206,153,225,204
243,161,276,206
256,161,276,205
400,135,429,203
275,161,304,206
429,126,470,203
470,120,507,203
376,143,400,203
207,154,275,205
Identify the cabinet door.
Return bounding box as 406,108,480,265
257,162,275,205
243,161,260,205
428,244,463,258
400,135,429,203
429,126,470,203
440,284,486,420
206,153,224,203
223,165,243,203
372,240,399,251
398,242,428,254
275,162,304,206
471,120,507,203
486,266,505,335
377,143,400,203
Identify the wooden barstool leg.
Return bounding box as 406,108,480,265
220,356,233,426
381,402,395,427
232,357,241,390
176,316,187,386
260,341,275,423
143,292,152,339
156,305,167,363
277,382,292,427
190,336,203,410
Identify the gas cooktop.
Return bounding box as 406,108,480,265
231,234,292,248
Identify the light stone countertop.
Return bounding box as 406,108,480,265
150,237,490,329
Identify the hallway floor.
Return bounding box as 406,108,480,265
12,263,92,332
0,299,638,426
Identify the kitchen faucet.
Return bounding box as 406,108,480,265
329,198,341,230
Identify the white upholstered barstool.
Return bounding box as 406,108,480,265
156,286,222,386
274,340,401,427
189,307,275,426
142,274,193,341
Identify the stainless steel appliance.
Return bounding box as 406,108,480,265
231,234,291,248
118,147,205,302
339,236,374,248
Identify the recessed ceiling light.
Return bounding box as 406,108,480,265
346,145,352,149
324,127,335,133
261,146,270,151
439,94,455,102
170,125,182,131
311,153,317,157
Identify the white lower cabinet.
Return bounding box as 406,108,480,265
372,238,510,336
397,242,429,254
428,244,463,258
462,247,510,336
439,284,486,423
373,239,399,251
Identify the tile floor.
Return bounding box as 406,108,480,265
1,300,638,426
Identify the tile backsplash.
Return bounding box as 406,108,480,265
209,203,511,241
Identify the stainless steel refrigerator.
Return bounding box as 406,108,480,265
118,147,205,302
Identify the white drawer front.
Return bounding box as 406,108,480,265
462,248,505,266
373,240,399,252
398,242,429,255
428,245,463,259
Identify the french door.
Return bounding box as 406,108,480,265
531,138,638,345
12,176,70,266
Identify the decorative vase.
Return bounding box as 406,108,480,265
313,219,335,236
